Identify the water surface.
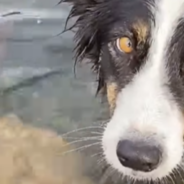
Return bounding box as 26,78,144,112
0,3,108,134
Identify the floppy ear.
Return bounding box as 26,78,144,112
59,0,105,94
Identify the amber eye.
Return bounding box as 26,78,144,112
116,37,133,53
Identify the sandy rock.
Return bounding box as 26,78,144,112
0,114,92,184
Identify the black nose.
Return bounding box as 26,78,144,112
116,140,161,172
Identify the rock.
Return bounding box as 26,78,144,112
0,114,92,184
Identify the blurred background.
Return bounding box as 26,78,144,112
0,0,108,134
0,1,112,183
0,0,112,183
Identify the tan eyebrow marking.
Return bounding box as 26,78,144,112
106,82,118,115
132,20,149,44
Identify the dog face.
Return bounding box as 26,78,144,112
62,0,184,182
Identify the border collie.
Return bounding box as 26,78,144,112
61,0,184,182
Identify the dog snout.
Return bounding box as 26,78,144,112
116,139,161,172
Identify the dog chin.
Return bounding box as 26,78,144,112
112,166,170,182
109,160,184,182
120,168,164,181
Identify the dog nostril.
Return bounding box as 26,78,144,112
116,140,161,172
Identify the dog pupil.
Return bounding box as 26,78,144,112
127,40,131,47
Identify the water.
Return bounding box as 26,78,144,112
0,3,108,134
0,2,111,183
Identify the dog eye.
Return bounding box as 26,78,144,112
116,37,133,53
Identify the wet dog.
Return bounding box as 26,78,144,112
62,0,184,183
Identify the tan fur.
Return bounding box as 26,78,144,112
132,20,149,44
0,114,94,184
106,82,118,114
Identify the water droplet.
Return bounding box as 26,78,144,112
37,19,42,24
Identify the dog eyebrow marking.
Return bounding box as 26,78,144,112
106,82,118,114
132,20,149,44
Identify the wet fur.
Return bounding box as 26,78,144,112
60,0,184,183
59,0,108,95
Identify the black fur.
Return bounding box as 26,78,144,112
58,0,152,95
59,0,184,183
59,0,106,94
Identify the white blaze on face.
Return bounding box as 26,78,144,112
102,0,184,180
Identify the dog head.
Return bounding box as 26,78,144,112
62,0,184,182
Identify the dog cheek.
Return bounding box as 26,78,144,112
106,82,118,115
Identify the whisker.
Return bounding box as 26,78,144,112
168,175,176,184
112,169,123,184
62,142,101,155
61,126,104,137
62,137,101,147
164,176,171,184
90,152,103,158
63,136,102,140
131,178,137,184
176,165,184,182
99,120,109,126
161,178,165,184
119,171,126,181
172,170,179,184
90,154,106,171
99,167,115,184
97,156,106,167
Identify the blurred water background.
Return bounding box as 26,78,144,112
0,0,108,134
0,1,112,183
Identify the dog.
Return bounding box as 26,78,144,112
61,0,184,183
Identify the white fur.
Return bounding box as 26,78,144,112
102,0,184,180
